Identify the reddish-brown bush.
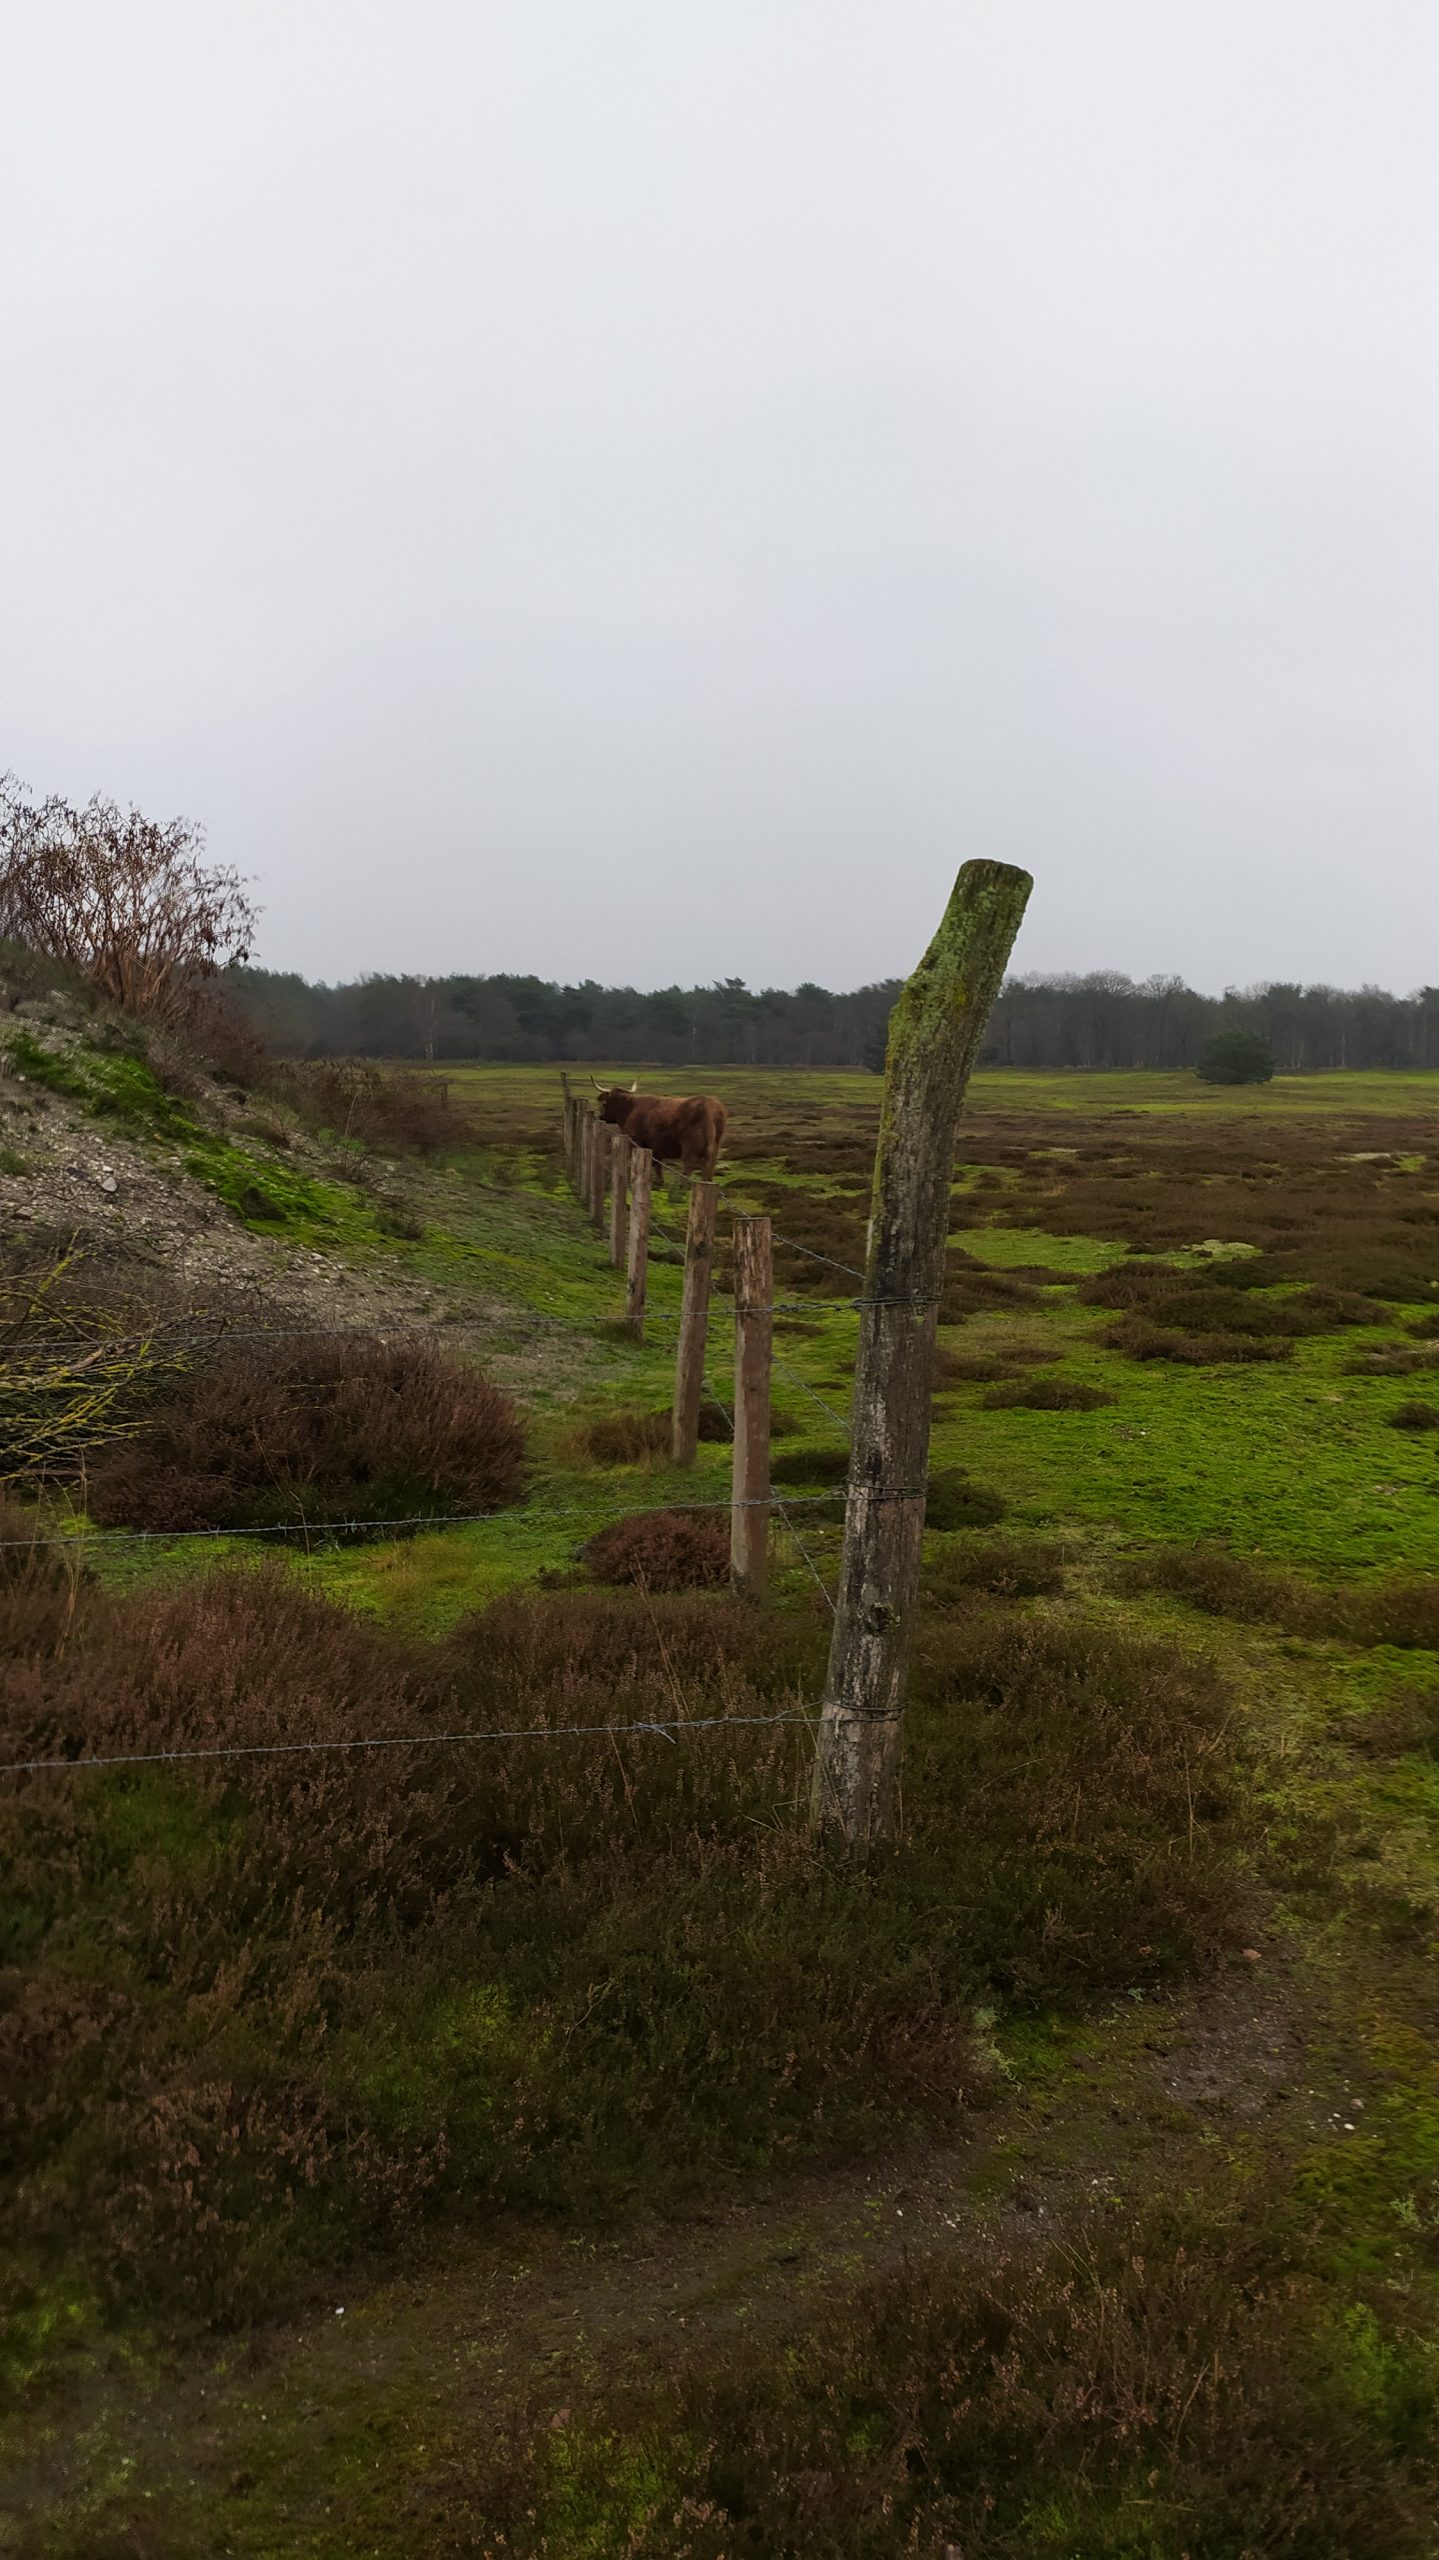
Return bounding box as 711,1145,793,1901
980,1375,1117,1410
86,1335,527,1533
581,1508,732,1589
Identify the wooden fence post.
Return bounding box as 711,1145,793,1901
576,1107,590,1206
609,1129,630,1268
730,1214,773,1598
810,858,1032,1851
671,1180,717,1464
626,1147,652,1337
587,1110,607,1229
559,1072,571,1172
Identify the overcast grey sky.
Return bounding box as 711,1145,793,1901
4,3,1438,992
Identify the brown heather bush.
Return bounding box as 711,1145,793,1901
87,1335,526,1533
1390,1399,1439,1432
434,2169,1439,2560
980,1374,1117,1411
582,1507,732,1588
1101,1315,1294,1365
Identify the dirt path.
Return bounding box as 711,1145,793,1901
1,1947,1336,2556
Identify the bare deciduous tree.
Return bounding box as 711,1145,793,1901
0,776,257,1024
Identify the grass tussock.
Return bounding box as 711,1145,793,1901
1,1562,1253,2353
1389,1400,1439,1432
87,1335,527,1533
431,2170,1439,2560
923,1535,1067,1600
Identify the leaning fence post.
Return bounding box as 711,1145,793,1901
626,1147,652,1337
671,1179,717,1464
730,1214,773,1597
810,858,1032,1851
587,1110,607,1229
609,1129,630,1269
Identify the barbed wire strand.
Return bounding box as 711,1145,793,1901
0,1707,812,1781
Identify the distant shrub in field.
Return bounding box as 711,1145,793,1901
1344,1343,1439,1377
1195,1029,1275,1085
935,1341,1057,1384
981,1375,1117,1411
582,1508,731,1589
1117,1543,1326,1634
1407,1310,1439,1339
1101,1318,1293,1366
1389,1400,1439,1432
1119,1546,1439,1653
87,1335,526,1533
923,1469,1008,1530
276,1058,470,1155
924,1536,1066,1600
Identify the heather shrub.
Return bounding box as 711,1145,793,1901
436,2171,1437,2560
980,1375,1116,1411
1,1556,1254,2348
1116,1543,1327,1633
923,1536,1066,1601
582,1508,731,1589
86,1336,526,1533
1390,1400,1439,1432
1102,1317,1293,1365
923,1469,1008,1530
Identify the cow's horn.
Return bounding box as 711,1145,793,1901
629,1080,638,1093
590,1076,604,1092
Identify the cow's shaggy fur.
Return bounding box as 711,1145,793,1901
594,1086,727,1179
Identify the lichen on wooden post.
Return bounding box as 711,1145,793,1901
809,858,1032,1850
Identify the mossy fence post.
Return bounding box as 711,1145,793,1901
730,1213,773,1597
626,1147,652,1337
671,1179,717,1464
809,858,1033,1851
587,1110,606,1230
609,1130,631,1268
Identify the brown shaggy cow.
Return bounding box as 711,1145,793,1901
593,1082,727,1179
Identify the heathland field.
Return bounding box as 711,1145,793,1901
8,1056,1439,2558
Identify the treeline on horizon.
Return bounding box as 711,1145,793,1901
227,966,1439,1074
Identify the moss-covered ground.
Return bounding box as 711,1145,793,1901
7,1063,1439,2555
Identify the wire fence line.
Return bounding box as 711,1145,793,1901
0,1706,816,1781
0,1483,884,1553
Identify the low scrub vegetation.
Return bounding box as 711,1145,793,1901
438,2166,1436,2560
0,1547,1254,2360
980,1374,1116,1411
87,1335,527,1533
1118,1543,1439,1650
